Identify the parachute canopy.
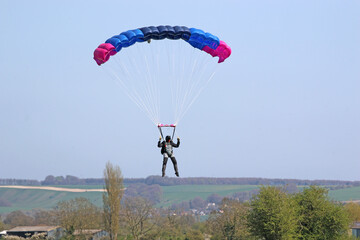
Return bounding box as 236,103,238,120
94,25,231,126
94,26,231,65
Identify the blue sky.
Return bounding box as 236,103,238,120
0,0,359,181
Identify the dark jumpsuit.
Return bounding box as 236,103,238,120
158,139,180,176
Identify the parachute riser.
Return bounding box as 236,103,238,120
158,124,176,141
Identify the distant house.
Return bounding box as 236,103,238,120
73,229,109,240
352,222,360,238
6,226,64,240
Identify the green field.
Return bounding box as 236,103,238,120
0,184,259,213
0,188,103,214
1,185,360,214
328,186,360,202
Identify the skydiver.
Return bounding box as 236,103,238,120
158,135,180,177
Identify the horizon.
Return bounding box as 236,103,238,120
2,175,360,183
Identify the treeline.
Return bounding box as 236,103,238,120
0,176,143,186
0,179,41,186
143,176,360,186
124,183,162,204
1,175,360,187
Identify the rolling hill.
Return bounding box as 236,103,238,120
1,184,360,214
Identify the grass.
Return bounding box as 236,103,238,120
0,188,103,214
0,184,259,213
328,186,360,202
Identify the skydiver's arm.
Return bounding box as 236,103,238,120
158,141,163,148
172,139,180,148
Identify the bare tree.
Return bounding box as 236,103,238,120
207,198,252,240
345,201,360,224
156,209,197,239
121,197,158,240
3,211,34,227
103,161,124,240
34,209,58,226
0,219,6,231
56,197,102,234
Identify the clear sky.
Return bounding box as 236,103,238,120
0,0,359,181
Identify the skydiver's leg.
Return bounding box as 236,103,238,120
170,157,179,177
162,156,168,177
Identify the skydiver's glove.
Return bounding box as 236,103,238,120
159,136,162,141
177,137,180,140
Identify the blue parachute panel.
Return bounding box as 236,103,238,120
122,30,137,46
133,29,145,42
104,26,218,55
204,32,220,49
188,28,219,50
105,37,122,52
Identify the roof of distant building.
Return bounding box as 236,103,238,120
7,226,60,232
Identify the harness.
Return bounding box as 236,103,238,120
161,141,173,156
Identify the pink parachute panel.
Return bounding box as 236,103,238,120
202,41,231,63
93,43,116,66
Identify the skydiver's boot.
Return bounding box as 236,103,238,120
162,157,168,177
171,157,179,177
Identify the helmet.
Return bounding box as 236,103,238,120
166,136,171,142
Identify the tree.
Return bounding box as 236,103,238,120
247,186,298,240
284,183,299,194
207,193,223,204
190,197,207,210
34,210,58,226
207,198,252,240
170,201,191,211
295,186,350,240
232,189,259,202
124,183,163,204
156,209,198,239
156,211,179,239
345,201,360,223
121,197,159,240
56,197,102,234
103,161,124,240
3,211,34,227
184,229,204,240
0,219,6,231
